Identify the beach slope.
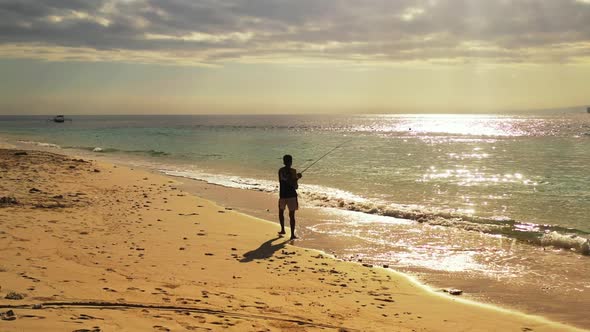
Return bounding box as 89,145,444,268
0,149,581,331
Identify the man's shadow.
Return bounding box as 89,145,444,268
240,236,290,263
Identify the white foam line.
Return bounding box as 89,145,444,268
17,140,62,149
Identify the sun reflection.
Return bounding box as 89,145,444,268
391,114,526,136
448,152,489,159
420,169,537,187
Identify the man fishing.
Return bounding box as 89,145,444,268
277,141,348,239
278,154,302,240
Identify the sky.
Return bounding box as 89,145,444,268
1,0,590,114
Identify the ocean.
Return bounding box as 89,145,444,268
1,113,589,327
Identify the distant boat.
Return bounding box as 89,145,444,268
51,115,71,123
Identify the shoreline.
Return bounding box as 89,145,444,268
0,147,585,331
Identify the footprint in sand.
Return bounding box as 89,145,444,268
19,313,46,320
72,314,102,321
183,325,209,331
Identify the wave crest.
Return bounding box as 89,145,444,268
17,140,61,149
65,146,169,157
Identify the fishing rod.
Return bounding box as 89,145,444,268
300,139,351,174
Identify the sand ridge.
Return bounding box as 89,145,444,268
0,149,583,331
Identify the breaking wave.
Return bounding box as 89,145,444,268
17,140,62,149
15,141,169,157
65,146,170,157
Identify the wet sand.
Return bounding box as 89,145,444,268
0,148,583,331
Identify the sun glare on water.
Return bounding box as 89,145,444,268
365,114,525,137
403,114,523,136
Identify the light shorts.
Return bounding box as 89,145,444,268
278,197,299,211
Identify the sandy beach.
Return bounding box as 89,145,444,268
0,148,584,332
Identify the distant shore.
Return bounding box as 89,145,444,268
0,147,583,331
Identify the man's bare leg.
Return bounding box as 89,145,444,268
278,208,286,235
289,210,297,240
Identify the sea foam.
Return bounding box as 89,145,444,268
17,140,61,149
540,232,590,255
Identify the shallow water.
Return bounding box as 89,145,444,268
1,113,589,327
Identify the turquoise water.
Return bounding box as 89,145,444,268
2,114,589,236
2,113,590,326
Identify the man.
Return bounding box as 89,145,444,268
278,154,302,240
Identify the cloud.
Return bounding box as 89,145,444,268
0,0,589,66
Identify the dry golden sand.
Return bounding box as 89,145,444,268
0,149,583,332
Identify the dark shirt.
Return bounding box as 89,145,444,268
278,166,298,198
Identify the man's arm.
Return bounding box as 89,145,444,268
291,169,300,189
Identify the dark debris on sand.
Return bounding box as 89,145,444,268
0,309,16,321
0,196,18,205
4,291,26,300
0,149,101,209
